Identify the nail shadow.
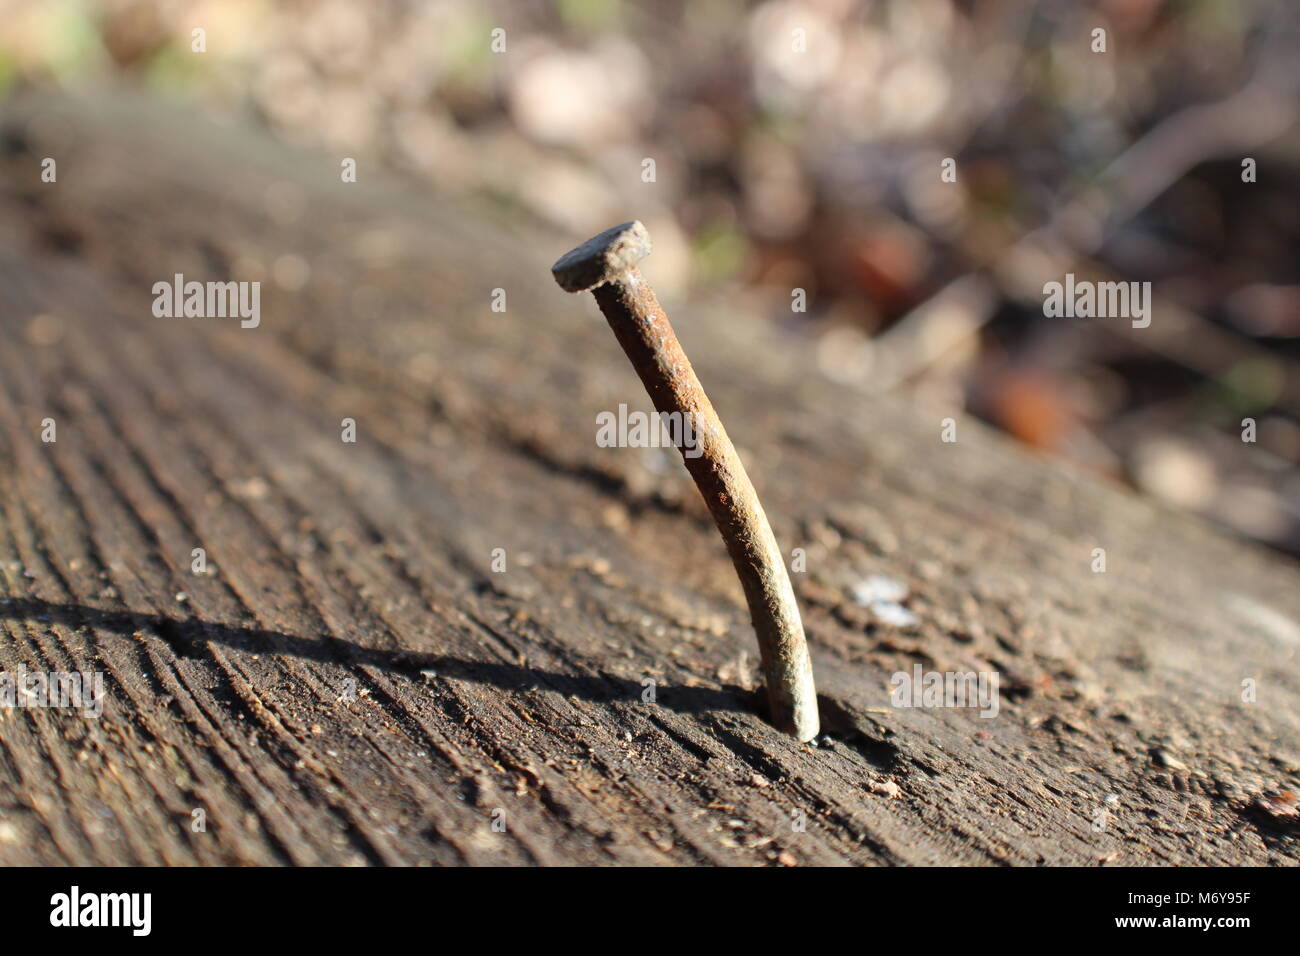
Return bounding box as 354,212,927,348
0,597,753,716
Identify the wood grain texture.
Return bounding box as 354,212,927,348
0,88,1297,865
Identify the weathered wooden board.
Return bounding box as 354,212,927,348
0,88,1297,865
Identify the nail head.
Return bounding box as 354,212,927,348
551,220,652,293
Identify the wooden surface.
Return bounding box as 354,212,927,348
0,88,1297,865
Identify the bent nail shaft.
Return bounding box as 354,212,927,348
552,222,819,741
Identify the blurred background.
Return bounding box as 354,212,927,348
1,0,1297,553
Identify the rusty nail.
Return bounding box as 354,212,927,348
551,221,820,742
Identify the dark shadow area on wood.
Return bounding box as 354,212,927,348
0,597,752,716
1243,802,1300,851
816,694,904,771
